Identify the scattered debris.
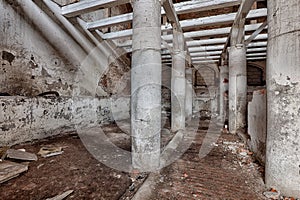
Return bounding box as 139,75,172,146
0,161,28,183
282,197,297,200
263,188,280,199
221,127,229,134
129,183,135,192
46,190,74,200
180,173,189,180
38,147,64,158
221,139,260,172
211,142,219,147
37,164,44,169
159,176,164,183
6,149,38,161
112,172,121,179
239,151,248,156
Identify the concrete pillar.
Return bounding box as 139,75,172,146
131,0,161,171
265,0,300,197
228,45,247,134
219,65,229,124
185,68,193,121
171,31,186,132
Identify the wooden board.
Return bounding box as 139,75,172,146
6,149,38,161
0,161,28,184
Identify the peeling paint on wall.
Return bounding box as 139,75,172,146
0,96,130,146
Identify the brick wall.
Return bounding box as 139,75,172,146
247,65,264,86
195,67,216,87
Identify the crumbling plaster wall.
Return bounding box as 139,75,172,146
245,61,266,164
0,0,78,96
0,0,131,145
0,0,131,97
0,96,130,146
247,89,266,165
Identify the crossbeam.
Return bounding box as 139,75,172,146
161,41,267,55
103,22,265,40
231,0,257,45
87,0,241,30
116,33,267,48
102,8,266,40
62,0,130,17
220,0,258,63
162,23,265,41
244,20,268,46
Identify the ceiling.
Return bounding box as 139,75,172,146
49,0,268,66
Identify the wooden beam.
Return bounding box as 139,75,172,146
189,52,266,60
244,20,268,46
162,23,265,41
193,60,219,64
231,0,256,45
220,0,258,63
247,53,266,57
87,13,133,30
247,57,266,60
180,8,266,29
88,0,241,31
186,33,267,47
116,33,267,48
103,29,132,40
190,51,223,57
161,0,191,67
62,0,130,17
161,37,174,54
162,0,181,29
159,41,267,55
103,22,265,40
188,45,225,53
247,41,267,47
247,47,267,52
192,56,221,61
102,8,266,40
173,0,241,15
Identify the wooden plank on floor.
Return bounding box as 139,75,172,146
0,161,28,184
6,149,38,161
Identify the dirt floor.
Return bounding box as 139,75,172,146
0,120,269,200
150,123,268,199
0,124,143,200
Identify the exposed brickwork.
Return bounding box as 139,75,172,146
195,67,216,86
247,65,264,86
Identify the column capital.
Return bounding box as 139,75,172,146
228,44,245,50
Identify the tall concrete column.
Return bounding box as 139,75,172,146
219,65,229,124
228,45,247,134
171,31,186,132
185,68,193,121
131,0,161,171
265,0,300,197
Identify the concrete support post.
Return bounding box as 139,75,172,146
131,0,161,171
185,68,193,121
228,45,247,134
219,65,229,124
265,0,300,197
171,30,186,132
